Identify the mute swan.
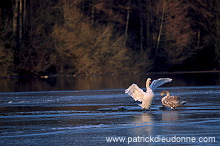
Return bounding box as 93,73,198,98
160,91,187,110
125,78,172,110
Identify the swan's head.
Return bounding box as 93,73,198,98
146,78,152,84
146,78,152,88
160,91,169,97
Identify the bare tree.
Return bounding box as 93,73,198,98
12,0,19,37
154,0,165,61
213,0,220,66
152,0,195,68
124,0,131,48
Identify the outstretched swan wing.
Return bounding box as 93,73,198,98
125,84,145,102
150,78,172,91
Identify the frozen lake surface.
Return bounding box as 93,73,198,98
0,86,219,145
0,73,220,145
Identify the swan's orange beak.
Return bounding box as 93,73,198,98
149,80,152,84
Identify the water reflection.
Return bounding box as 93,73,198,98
162,110,179,122
0,72,220,92
132,113,154,135
161,110,181,133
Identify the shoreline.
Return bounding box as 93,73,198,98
0,70,220,79
1,70,220,79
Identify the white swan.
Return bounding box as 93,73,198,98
125,78,172,109
160,91,187,110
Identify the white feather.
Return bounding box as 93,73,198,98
125,78,172,109
125,84,145,102
150,78,172,91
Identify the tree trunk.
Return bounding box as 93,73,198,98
214,0,220,65
197,29,200,47
139,0,143,52
146,0,153,53
154,0,165,61
19,0,23,41
13,0,19,37
91,2,94,24
23,0,26,39
124,0,131,48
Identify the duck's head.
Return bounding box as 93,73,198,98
160,90,169,97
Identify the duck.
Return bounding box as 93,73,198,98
160,91,187,110
125,78,172,110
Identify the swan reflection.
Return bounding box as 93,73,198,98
162,110,179,122
132,112,154,135
161,110,180,132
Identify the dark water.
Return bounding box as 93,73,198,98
0,72,220,145
1,72,220,92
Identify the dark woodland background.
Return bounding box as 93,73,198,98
0,0,220,77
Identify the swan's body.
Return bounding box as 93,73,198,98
125,78,172,109
160,91,187,110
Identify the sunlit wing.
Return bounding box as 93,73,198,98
150,78,172,91
125,84,145,102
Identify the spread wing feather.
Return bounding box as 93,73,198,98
150,78,172,91
125,84,145,102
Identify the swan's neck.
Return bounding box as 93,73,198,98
165,91,170,96
146,81,151,90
